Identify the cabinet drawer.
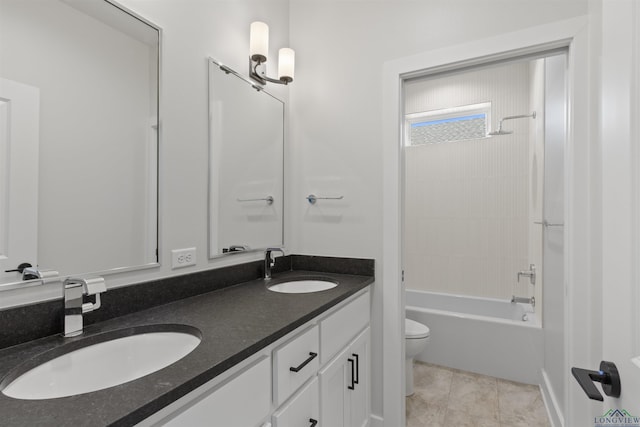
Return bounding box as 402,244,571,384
320,291,370,365
272,377,319,427
273,325,319,406
163,356,271,427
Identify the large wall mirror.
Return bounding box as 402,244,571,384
0,0,160,288
208,59,284,257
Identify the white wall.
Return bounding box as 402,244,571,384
403,61,531,300
529,58,545,323
289,1,587,421
116,0,290,275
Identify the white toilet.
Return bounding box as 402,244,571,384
405,318,430,396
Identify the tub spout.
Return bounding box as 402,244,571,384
511,295,535,307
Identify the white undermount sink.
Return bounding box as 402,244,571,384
267,279,338,294
1,326,201,400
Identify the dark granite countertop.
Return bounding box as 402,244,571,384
0,270,373,426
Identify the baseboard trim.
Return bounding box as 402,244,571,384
370,413,384,427
540,368,564,427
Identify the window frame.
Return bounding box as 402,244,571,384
405,102,491,146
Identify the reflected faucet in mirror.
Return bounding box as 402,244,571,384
22,267,59,282
63,277,106,337
264,248,285,279
223,245,251,253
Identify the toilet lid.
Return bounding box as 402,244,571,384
405,318,430,339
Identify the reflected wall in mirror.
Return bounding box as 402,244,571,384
208,59,284,257
0,0,159,286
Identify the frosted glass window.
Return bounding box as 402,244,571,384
406,103,490,145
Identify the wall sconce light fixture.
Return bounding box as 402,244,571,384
249,21,295,85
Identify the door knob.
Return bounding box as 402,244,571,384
571,360,621,401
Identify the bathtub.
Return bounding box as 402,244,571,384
406,289,543,385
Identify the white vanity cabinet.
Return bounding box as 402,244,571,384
274,291,370,427
160,356,271,427
318,292,370,427
140,288,370,427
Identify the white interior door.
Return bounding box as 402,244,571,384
0,77,39,282
572,1,640,423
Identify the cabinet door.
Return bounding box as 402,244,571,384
319,347,349,427
347,328,370,427
162,356,271,427
319,328,370,427
320,292,370,365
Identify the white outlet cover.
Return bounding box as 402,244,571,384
171,248,196,269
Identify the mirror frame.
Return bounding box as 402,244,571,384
0,0,162,292
207,58,285,259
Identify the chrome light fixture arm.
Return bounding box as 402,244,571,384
250,57,293,86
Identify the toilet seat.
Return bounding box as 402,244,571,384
405,318,430,339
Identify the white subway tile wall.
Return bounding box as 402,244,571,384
404,61,533,299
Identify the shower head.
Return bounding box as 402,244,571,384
488,111,536,136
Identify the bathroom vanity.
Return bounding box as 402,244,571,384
144,285,370,427
0,256,373,426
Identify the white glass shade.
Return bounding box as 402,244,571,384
278,48,295,81
250,21,269,62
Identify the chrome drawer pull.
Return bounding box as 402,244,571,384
289,352,318,372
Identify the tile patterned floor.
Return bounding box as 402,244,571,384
406,362,551,427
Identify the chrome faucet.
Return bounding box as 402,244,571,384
264,247,285,279
63,277,106,337
517,264,536,285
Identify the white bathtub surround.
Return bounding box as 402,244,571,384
403,60,535,302
406,289,543,385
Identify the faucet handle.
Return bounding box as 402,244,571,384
266,247,285,254
84,277,106,295
64,277,106,294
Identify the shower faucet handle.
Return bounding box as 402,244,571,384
517,264,536,285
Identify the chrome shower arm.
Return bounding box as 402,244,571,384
500,112,537,122
490,111,536,135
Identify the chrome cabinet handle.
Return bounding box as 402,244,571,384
289,352,318,372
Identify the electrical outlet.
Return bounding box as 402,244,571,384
171,247,196,269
